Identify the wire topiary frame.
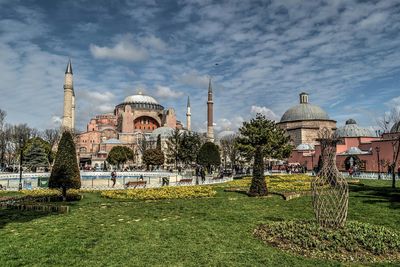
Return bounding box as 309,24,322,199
312,128,349,228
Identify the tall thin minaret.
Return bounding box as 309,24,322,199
186,96,191,131
62,59,74,131
71,90,75,130
207,78,214,142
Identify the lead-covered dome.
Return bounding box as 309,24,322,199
296,143,315,150
280,92,330,122
334,119,374,138
123,92,159,105
151,126,174,138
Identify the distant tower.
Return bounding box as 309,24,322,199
62,59,75,131
186,96,191,131
207,78,214,142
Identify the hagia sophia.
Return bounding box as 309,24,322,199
61,60,400,173
61,60,214,169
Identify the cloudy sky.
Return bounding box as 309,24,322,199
1,0,400,134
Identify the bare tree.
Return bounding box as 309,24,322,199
42,128,60,149
377,108,400,188
220,134,239,170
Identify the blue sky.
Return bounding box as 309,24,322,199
1,0,400,134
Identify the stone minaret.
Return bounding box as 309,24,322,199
207,78,214,142
62,60,74,131
71,90,75,129
186,96,191,131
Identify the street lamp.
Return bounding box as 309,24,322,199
18,137,23,190
375,146,381,180
311,152,315,174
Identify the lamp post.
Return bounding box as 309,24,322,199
311,152,315,174
375,146,381,180
18,137,23,190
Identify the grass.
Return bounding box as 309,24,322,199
0,179,399,266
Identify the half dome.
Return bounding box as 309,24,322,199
151,126,174,138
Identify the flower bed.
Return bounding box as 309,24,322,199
222,174,312,192
101,186,216,200
20,189,81,201
254,220,400,263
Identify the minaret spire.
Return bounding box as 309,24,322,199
207,77,214,142
62,59,74,131
186,96,191,131
65,59,73,74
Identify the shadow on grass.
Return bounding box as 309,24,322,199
350,184,400,209
0,208,59,229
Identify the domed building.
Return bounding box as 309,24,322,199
334,119,374,138
278,92,336,147
76,91,180,168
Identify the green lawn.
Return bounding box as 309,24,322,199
0,179,399,266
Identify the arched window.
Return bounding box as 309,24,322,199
80,147,87,152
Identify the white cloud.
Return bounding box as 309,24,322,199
90,40,148,62
78,91,115,103
155,85,183,99
51,115,62,126
359,12,387,28
251,106,279,121
179,71,209,88
141,35,167,51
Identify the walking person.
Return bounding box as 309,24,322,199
397,165,400,180
200,167,206,184
111,171,117,188
195,165,200,185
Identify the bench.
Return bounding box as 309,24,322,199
125,181,147,189
178,178,193,185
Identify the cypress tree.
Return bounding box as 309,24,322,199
156,134,162,150
49,131,81,200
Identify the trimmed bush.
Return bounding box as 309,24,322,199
49,131,81,199
197,142,221,170
142,148,164,168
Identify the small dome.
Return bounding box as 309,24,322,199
335,119,373,138
123,92,159,105
344,147,366,155
280,93,330,122
345,119,357,125
296,143,315,150
151,126,174,138
391,121,400,133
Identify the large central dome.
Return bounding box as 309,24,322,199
280,92,330,122
123,92,159,104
